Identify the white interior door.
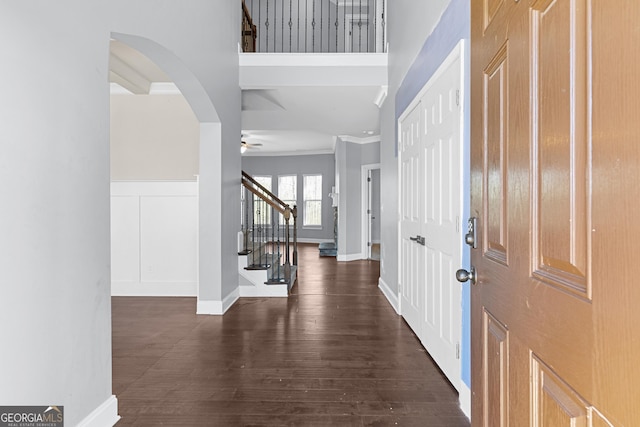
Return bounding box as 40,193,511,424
367,169,373,259
420,51,463,389
370,169,381,248
398,42,464,390
399,104,424,336
362,165,381,260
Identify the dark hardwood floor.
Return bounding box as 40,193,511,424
112,243,469,426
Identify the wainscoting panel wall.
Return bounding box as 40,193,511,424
111,181,198,296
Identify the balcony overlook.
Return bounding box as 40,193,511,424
240,0,388,156
242,0,386,54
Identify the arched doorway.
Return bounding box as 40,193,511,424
109,33,225,313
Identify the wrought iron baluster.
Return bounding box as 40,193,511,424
335,0,339,52
254,195,259,265
359,0,362,52
280,0,284,52
367,0,370,52
374,0,377,52
297,0,300,51
305,0,308,52
263,199,267,265
271,205,275,277
273,0,277,52
320,0,323,52
250,194,255,259
265,0,270,52
258,197,262,265
277,223,281,282
351,0,354,52
381,0,385,52
311,0,316,52
288,0,293,52
343,1,346,52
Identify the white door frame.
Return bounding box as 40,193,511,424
361,163,380,259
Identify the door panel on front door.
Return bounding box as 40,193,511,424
483,42,509,267
482,309,508,427
468,0,635,425
531,0,590,300
531,354,590,427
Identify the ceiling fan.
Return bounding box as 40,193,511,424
240,137,263,153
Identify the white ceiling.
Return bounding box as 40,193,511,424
109,41,384,156
241,86,381,155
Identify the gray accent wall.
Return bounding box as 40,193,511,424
379,91,397,289
242,154,336,241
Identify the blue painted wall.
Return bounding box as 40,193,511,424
395,0,471,388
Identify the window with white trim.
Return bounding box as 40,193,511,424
303,174,322,227
278,175,297,224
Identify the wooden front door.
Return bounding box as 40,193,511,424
471,0,640,425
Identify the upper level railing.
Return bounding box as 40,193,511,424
241,0,386,53
242,1,258,52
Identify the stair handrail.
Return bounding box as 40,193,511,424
242,171,298,267
242,171,288,211
243,180,288,216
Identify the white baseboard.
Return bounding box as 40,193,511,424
77,395,119,427
111,282,197,297
196,299,221,315
222,288,240,313
378,277,400,314
197,289,239,315
337,253,364,262
459,381,471,420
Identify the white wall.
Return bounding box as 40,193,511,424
0,3,115,426
110,94,200,298
109,0,242,311
0,1,240,425
378,0,451,295
387,1,451,89
110,94,199,181
111,182,198,296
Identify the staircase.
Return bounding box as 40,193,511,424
238,171,298,297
